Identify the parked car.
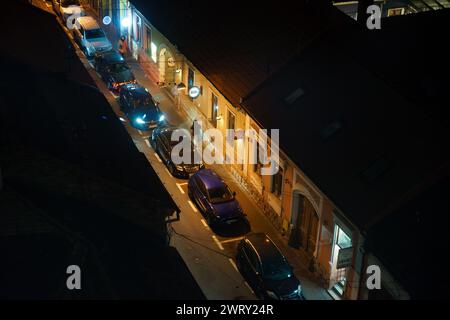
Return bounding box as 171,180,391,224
150,126,204,178
236,233,303,300
188,169,246,226
59,0,85,23
73,16,112,58
119,83,165,130
94,50,136,92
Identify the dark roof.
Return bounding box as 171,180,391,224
246,233,283,262
366,174,450,299
131,0,349,105
126,84,152,98
241,10,450,230
97,50,124,63
0,1,204,298
196,169,225,190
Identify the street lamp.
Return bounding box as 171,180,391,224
121,17,131,28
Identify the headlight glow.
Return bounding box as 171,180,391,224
159,115,165,122
136,118,145,124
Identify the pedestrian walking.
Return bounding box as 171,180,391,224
118,36,128,58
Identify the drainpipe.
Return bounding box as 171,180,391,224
357,0,375,26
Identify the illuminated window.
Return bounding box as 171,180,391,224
151,42,157,63
387,8,405,16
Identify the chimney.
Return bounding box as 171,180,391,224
357,0,375,26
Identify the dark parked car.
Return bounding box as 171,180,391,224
236,233,302,300
150,126,204,178
119,83,165,130
188,169,246,226
94,50,135,93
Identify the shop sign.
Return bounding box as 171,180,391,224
189,86,201,99
337,246,353,269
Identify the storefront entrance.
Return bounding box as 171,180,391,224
291,193,319,255
330,224,352,297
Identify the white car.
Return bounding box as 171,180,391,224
59,0,85,23
73,16,113,58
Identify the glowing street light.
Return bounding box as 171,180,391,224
121,17,131,28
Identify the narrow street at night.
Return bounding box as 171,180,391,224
2,0,450,316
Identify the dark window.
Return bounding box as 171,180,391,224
271,167,283,197
188,68,194,90
253,140,263,174
211,93,218,127
228,110,235,131
145,25,151,53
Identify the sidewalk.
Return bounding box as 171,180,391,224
88,8,332,301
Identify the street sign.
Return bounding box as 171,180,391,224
337,246,353,269
188,86,201,99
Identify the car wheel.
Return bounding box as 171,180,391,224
168,162,175,175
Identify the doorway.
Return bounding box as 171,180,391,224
292,192,319,255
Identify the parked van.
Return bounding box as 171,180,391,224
73,16,112,58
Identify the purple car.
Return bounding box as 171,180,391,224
188,169,245,226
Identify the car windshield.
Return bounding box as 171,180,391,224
107,63,129,73
61,0,80,7
133,96,153,108
262,257,293,281
208,186,234,204
85,28,104,39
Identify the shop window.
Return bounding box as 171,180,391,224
134,14,142,43
337,227,352,249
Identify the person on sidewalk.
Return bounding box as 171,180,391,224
118,36,128,58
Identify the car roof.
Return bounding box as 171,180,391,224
97,50,123,63
245,233,284,263
122,84,150,97
196,169,225,190
76,16,100,30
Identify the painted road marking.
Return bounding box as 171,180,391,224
154,153,162,163
176,183,185,194
244,282,255,294
145,140,151,148
220,237,244,244
212,235,224,251
188,200,198,213
228,258,239,272
200,219,209,229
